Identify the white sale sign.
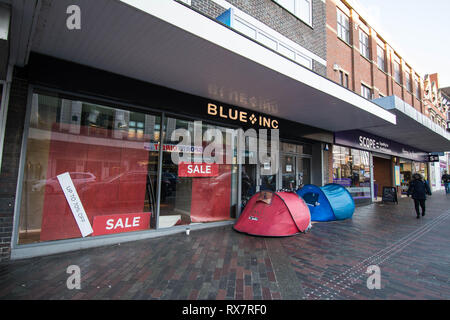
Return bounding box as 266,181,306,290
57,172,93,237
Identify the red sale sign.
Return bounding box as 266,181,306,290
92,213,151,236
178,162,219,177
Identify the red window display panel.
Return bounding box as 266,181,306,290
190,164,232,223
92,213,151,236
40,124,150,242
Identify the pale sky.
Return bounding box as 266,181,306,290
354,0,450,88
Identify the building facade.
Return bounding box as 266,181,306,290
0,0,395,262
0,0,448,262
326,0,450,199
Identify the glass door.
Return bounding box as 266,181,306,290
281,154,297,190
241,163,258,206
298,157,311,188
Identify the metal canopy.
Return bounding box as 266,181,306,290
11,0,396,132
367,96,450,153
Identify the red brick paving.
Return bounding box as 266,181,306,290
0,193,449,300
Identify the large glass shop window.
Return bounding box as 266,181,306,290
332,146,371,200
18,93,160,244
158,117,238,228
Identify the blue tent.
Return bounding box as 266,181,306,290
296,184,355,222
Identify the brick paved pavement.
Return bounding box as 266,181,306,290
0,192,449,300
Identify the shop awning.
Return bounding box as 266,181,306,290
366,96,450,153
10,0,395,132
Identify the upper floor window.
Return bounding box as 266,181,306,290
339,70,349,88
405,69,412,92
274,0,312,26
394,60,401,83
337,9,350,44
377,45,386,72
414,76,420,97
361,84,372,100
359,30,370,59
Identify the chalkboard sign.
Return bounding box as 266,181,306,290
382,187,398,204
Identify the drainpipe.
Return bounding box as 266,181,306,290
0,64,13,170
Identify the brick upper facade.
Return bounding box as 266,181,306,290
326,0,425,114
190,0,327,76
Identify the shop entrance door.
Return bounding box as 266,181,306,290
281,154,297,190
241,161,278,206
280,153,311,190
241,163,258,206
298,157,311,188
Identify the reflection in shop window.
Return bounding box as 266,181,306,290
19,94,240,244
333,146,371,202
19,93,161,244
158,117,238,228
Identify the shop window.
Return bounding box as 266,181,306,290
158,117,238,228
337,9,350,44
18,93,161,244
18,93,239,244
332,146,371,201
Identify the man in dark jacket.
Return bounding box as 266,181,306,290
442,170,450,194
407,173,432,219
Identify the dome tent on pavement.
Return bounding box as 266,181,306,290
296,184,355,222
233,191,311,237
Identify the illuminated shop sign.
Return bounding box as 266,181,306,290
335,130,428,162
207,103,279,129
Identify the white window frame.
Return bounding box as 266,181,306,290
274,0,313,26
359,30,370,59
337,9,350,44
394,60,401,83
213,1,325,68
339,70,349,88
230,9,315,69
361,84,372,100
377,44,386,72
414,76,420,97
405,68,412,92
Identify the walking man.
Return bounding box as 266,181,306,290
442,170,450,194
407,173,432,219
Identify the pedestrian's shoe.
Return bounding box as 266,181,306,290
422,212,425,216
416,215,420,219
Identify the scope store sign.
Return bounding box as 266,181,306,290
335,130,428,162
